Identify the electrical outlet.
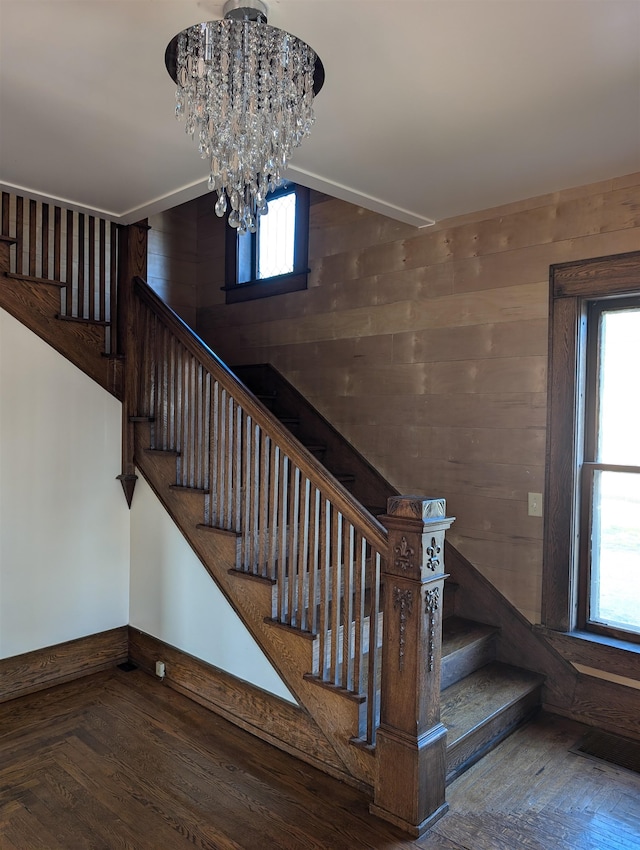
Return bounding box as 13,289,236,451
155,660,166,679
528,492,543,517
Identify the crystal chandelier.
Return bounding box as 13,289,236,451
165,1,324,234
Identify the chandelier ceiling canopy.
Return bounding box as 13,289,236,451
165,1,324,234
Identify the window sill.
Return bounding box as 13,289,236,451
222,271,308,304
534,624,640,682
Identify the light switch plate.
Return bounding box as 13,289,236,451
528,492,543,517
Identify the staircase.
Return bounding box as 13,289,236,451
232,364,396,519
1,191,546,836
234,363,544,786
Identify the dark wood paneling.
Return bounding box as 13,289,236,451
536,626,640,684
0,627,128,703
552,674,640,743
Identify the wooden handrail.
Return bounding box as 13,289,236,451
133,274,388,741
133,276,388,552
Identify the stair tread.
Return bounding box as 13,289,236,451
441,661,543,747
168,484,210,494
442,616,498,658
197,524,241,539
5,271,66,288
56,313,110,326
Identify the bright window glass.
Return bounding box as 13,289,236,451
589,470,640,634
257,191,296,279
587,304,640,635
597,308,640,465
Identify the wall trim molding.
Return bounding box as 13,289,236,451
127,627,366,791
0,626,128,703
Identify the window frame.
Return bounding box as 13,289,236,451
542,250,640,641
223,183,310,304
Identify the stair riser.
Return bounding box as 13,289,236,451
441,634,497,691
443,587,457,620
445,687,541,784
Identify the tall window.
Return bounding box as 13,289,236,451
581,299,640,638
543,251,640,644
224,183,310,304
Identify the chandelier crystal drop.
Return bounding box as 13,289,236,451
166,1,324,234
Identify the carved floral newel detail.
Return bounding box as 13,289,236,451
394,536,415,571
393,587,413,671
426,536,441,572
424,587,440,672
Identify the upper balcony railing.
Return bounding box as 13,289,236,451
1,192,119,352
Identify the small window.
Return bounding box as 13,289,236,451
224,183,310,304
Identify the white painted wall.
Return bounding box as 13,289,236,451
0,307,292,702
0,309,129,659
0,310,293,701
129,474,295,702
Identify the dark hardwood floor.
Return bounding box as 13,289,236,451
1,667,639,849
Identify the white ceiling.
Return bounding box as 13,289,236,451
1,0,639,227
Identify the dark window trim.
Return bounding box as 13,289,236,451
222,271,308,304
223,184,310,303
542,250,640,640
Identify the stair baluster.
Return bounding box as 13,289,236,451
131,277,388,745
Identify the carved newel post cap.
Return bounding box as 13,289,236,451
386,496,454,525
382,496,454,580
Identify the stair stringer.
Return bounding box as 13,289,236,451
0,270,122,399
134,424,377,789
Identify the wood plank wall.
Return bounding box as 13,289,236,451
147,201,199,327
148,195,227,327
155,174,640,624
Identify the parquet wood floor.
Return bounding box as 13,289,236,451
1,667,639,849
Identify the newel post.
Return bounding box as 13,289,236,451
116,220,149,507
370,496,455,837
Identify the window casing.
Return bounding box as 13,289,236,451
543,251,640,644
223,183,310,304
